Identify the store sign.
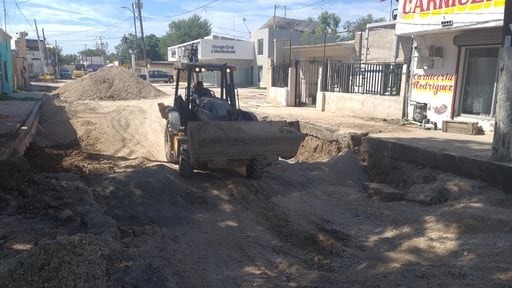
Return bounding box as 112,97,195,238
411,71,457,122
211,44,236,54
396,0,505,34
201,39,254,60
401,0,504,20
412,73,456,96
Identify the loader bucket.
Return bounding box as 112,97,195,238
186,120,305,163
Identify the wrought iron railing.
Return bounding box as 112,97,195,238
326,62,403,96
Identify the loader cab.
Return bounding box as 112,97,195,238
173,62,238,111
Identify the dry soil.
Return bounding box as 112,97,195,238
0,66,511,288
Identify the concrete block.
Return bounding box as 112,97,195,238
405,183,448,205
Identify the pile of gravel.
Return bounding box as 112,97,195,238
53,66,168,101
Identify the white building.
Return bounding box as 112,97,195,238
168,36,254,87
250,16,317,87
396,0,505,131
167,17,316,88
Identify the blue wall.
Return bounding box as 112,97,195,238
0,31,13,93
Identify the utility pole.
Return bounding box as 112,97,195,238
42,28,49,67
33,19,47,76
55,40,58,67
121,2,138,68
493,0,512,162
136,0,149,81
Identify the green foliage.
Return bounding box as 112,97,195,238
145,34,163,61
159,14,211,56
114,33,163,63
301,11,341,45
115,34,136,65
60,54,78,65
81,48,105,57
341,14,386,41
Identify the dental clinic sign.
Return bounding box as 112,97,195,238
396,0,505,34
200,39,254,60
211,44,236,54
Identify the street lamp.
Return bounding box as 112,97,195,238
121,4,138,69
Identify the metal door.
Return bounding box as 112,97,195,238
295,60,320,107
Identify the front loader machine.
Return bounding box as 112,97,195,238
158,62,305,179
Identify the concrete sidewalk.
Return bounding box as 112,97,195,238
0,92,44,160
238,89,510,191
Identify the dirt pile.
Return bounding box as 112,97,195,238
52,66,168,101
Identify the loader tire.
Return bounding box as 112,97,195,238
179,145,193,177
246,156,266,179
164,130,177,163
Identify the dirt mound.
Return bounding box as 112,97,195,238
52,66,168,101
0,234,122,287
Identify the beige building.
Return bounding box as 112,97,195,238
267,21,412,121
395,0,504,131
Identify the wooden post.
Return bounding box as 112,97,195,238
492,48,512,162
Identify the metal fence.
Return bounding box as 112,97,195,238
326,62,403,96
295,60,322,106
271,64,289,88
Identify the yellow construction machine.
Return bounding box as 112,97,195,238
158,62,305,179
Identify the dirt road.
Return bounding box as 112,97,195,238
1,70,511,287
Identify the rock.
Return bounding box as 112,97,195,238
58,209,76,223
405,183,448,205
361,182,405,202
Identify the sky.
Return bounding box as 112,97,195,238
4,0,398,55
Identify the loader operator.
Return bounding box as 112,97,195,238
192,81,213,99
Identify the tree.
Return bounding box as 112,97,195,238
115,33,163,63
60,54,78,65
341,14,386,41
301,11,341,45
115,34,137,65
159,14,211,57
145,34,163,61
80,48,105,57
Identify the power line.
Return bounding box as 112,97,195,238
164,0,219,18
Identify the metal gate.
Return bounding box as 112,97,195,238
295,60,321,107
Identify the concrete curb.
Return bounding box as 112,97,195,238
0,99,42,160
16,100,42,157
362,136,512,192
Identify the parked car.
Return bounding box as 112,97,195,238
86,64,104,73
72,64,86,78
38,73,55,82
139,70,174,83
59,69,72,79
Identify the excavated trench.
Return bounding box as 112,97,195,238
293,121,442,193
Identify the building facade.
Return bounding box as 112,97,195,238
168,36,254,87
396,0,505,131
251,16,316,87
0,29,13,93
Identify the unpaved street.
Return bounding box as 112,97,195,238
1,68,512,287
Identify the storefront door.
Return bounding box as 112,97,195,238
460,47,499,117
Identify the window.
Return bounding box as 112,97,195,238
460,47,499,117
257,39,264,55
257,65,263,83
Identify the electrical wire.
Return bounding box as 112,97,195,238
164,0,219,18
